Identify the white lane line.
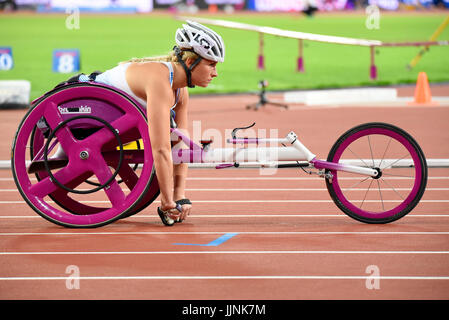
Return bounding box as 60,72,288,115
1,200,449,204
2,188,449,192
0,275,448,281
1,214,449,219
1,176,449,182
1,250,449,255
186,177,449,180
0,231,449,236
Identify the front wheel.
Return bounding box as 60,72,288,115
326,122,427,224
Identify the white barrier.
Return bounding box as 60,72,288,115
284,88,398,105
0,80,31,109
177,16,449,80
177,16,382,47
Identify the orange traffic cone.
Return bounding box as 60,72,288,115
409,72,438,105
208,4,218,13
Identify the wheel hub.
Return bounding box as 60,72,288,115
79,150,89,160
372,167,382,180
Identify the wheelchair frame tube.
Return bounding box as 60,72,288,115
171,128,312,164
311,158,379,177
200,146,309,163
170,128,379,177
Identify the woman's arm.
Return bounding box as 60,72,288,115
171,88,192,220
127,62,177,211
146,81,177,211
172,87,189,201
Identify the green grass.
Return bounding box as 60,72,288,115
1,13,449,100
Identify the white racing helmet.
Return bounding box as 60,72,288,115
175,20,225,63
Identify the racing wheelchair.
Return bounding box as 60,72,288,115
11,77,428,227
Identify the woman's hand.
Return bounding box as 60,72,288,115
161,200,181,220
160,199,191,222
176,200,192,221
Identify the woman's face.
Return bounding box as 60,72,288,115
188,58,218,87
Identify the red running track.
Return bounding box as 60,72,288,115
0,84,448,300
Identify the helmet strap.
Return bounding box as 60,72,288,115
173,46,202,88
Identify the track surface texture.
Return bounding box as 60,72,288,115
0,84,448,300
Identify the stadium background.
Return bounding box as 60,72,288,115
1,0,448,103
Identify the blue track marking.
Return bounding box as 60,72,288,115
173,233,238,246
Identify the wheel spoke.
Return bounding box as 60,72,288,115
378,137,392,169
380,153,410,170
343,176,371,191
347,147,371,168
367,135,375,167
83,113,138,150
28,165,85,198
360,179,374,209
92,157,126,207
380,177,405,200
376,180,385,211
51,171,95,196
43,102,77,152
117,161,139,190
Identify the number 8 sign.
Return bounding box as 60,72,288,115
0,47,14,71
52,49,80,73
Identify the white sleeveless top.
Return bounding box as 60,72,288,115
93,61,180,108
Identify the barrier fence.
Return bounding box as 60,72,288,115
178,16,449,80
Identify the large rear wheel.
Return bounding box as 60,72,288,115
11,84,157,227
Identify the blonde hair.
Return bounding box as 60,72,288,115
119,49,199,65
